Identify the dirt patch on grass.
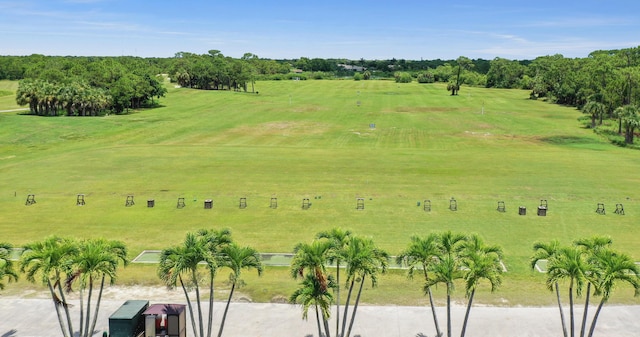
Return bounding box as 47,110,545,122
225,121,331,137
385,106,460,113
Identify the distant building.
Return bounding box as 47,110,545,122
337,64,366,72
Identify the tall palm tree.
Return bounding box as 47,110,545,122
587,249,640,337
582,101,606,128
574,236,612,337
547,247,588,337
158,232,209,337
615,104,640,144
0,243,18,290
197,229,232,337
216,243,263,337
20,236,78,337
316,227,352,337
290,272,335,337
531,240,568,337
430,231,466,337
458,235,503,337
342,236,388,337
65,239,128,337
396,234,443,337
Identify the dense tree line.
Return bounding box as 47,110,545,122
4,47,640,136
9,55,167,115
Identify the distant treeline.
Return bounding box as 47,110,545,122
1,47,639,119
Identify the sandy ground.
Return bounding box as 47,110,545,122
1,285,639,337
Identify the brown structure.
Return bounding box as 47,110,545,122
143,304,186,337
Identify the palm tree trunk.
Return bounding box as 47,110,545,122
340,279,355,337
335,261,340,337
217,282,236,337
180,275,199,337
55,271,74,337
193,270,205,337
345,275,366,337
459,289,475,337
323,315,331,337
424,269,442,337
47,280,69,337
84,276,94,337
79,284,85,337
569,279,575,337
447,283,452,337
315,303,323,337
207,272,214,337
89,276,106,336
580,283,591,337
556,282,569,337
587,299,606,337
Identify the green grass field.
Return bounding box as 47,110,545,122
1,79,639,305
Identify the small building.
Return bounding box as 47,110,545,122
143,304,186,337
108,300,149,337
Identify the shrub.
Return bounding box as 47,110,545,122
394,72,412,83
417,72,435,83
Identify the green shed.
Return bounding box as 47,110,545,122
109,300,149,337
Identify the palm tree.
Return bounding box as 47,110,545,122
547,246,588,337
316,227,352,337
65,238,128,337
158,232,209,337
458,235,503,337
291,240,332,291
574,236,612,337
197,229,232,337
290,272,335,337
396,234,443,337
582,101,606,128
0,243,18,290
615,104,640,144
216,243,263,337
587,249,640,337
342,236,388,337
429,231,466,337
531,240,568,337
20,236,78,337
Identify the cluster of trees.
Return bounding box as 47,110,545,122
531,237,640,337
157,229,262,337
289,228,388,337
288,229,504,337
14,236,128,337
170,51,264,92
397,231,504,337
11,56,167,115
0,231,262,337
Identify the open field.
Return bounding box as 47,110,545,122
1,80,639,305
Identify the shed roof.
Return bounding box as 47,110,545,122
109,300,149,320
144,304,186,316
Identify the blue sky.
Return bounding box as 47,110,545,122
1,0,639,60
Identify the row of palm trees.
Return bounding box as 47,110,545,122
288,229,504,337
531,236,640,337
1,232,638,337
582,101,640,144
157,229,263,337
3,236,128,337
15,79,111,116
397,231,503,337
289,228,389,337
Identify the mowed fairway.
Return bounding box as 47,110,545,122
1,80,639,305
